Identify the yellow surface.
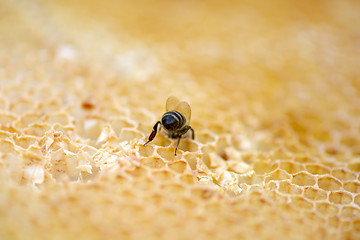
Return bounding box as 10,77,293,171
1,0,360,239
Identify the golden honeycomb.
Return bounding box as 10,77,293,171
1,0,360,239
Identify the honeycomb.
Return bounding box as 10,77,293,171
1,0,360,239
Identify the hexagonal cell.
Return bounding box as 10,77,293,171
0,139,16,153
139,145,154,157
146,133,171,148
264,169,291,183
151,169,175,182
42,112,71,126
9,98,34,115
13,113,41,129
327,216,340,229
277,181,303,195
191,187,215,200
290,196,314,210
354,219,360,232
315,202,339,216
215,135,230,159
305,164,330,175
35,100,62,114
178,139,199,153
348,161,360,172
129,110,153,123
168,160,188,173
140,157,165,169
81,117,107,141
340,206,360,218
125,166,148,178
354,194,360,207
303,187,327,201
292,172,316,186
340,136,358,148
318,176,342,191
328,191,353,205
279,161,304,174
183,152,199,170
196,131,216,144
13,135,37,149
24,123,51,137
0,112,17,126
99,106,127,118
110,117,136,135
253,160,278,175
179,173,195,184
118,129,143,142
331,168,356,181
156,147,179,161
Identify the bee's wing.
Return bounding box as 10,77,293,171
176,101,191,122
166,96,180,111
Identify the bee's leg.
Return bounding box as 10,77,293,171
174,136,181,156
190,127,195,140
144,121,161,146
181,125,195,140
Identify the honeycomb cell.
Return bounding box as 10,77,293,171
183,152,198,170
9,98,34,115
331,169,356,181
348,161,360,172
253,160,278,175
318,176,342,191
118,129,143,142
279,161,304,174
0,112,17,126
151,169,176,182
328,191,353,205
36,100,62,114
292,172,316,186
140,157,165,169
110,118,136,135
125,166,148,178
355,194,360,207
24,123,51,137
340,206,360,218
327,216,340,229
196,131,215,144
305,164,330,175
215,135,230,158
42,112,71,126
191,187,215,200
13,113,41,129
290,196,314,210
354,219,360,232
139,145,154,157
13,135,37,149
340,136,358,148
303,187,327,201
315,202,339,216
264,169,292,183
179,173,195,184
0,139,16,153
168,160,188,173
81,117,107,141
277,181,303,195
0,130,12,139
178,139,199,153
157,147,178,161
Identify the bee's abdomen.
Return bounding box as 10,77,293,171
161,111,185,131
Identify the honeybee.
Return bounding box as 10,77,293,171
144,96,195,156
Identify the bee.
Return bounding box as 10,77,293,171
144,96,195,156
